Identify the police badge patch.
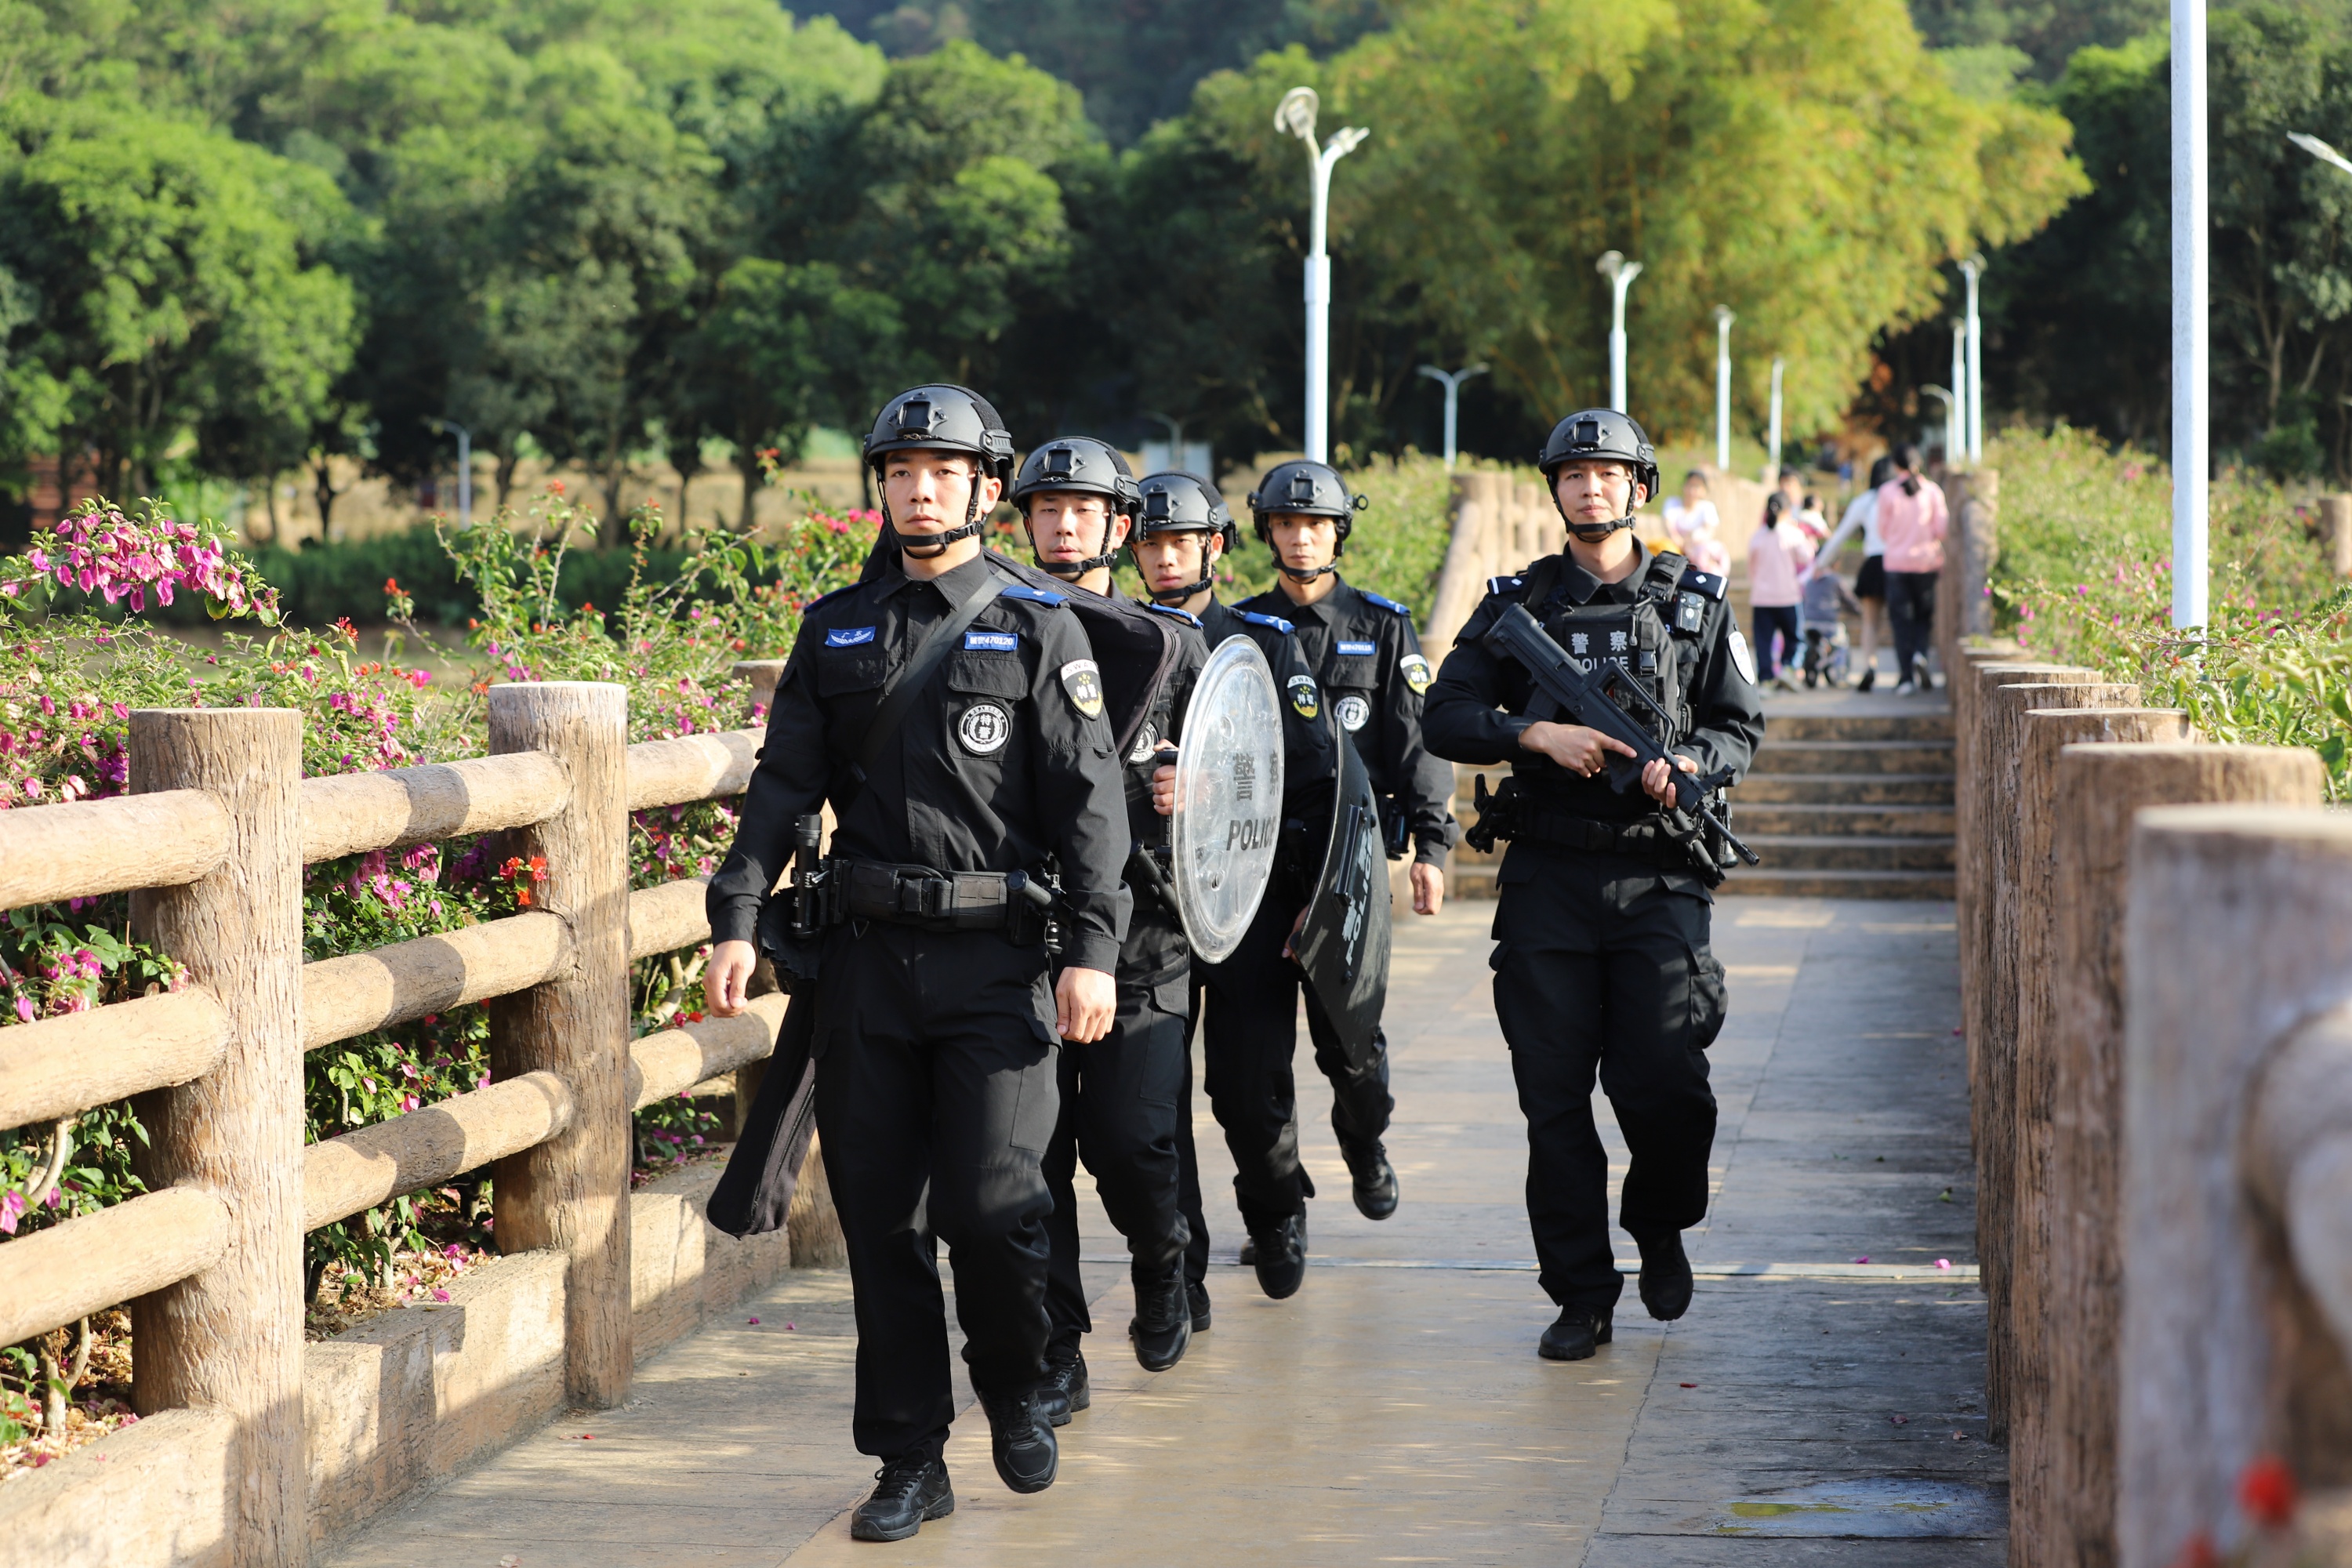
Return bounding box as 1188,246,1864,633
1727,629,1758,685
958,701,1011,754
1399,653,1433,694
1287,673,1320,720
1127,721,1159,764
1335,693,1371,731
1058,659,1105,719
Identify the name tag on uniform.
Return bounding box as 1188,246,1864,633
825,626,876,647
963,630,1018,652
1336,639,1377,656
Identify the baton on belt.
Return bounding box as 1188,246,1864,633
1482,602,1762,867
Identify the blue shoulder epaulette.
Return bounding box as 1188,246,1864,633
1486,574,1526,597
1360,589,1412,617
999,583,1067,607
1238,609,1295,634
1143,601,1203,629
1677,564,1728,601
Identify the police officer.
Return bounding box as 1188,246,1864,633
1007,438,1203,1424
1239,459,1457,1225
1421,409,1763,1362
703,386,1131,1542
1128,470,1348,1301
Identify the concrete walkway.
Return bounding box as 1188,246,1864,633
328,891,1995,1566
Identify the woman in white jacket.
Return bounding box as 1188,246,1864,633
1807,456,1894,691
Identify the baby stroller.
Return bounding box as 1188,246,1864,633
1799,567,1861,689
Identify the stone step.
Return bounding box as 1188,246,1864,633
1733,802,1956,837
1762,712,1955,742
1732,772,1955,805
1744,833,1956,871
1718,867,1957,899
1748,739,1955,776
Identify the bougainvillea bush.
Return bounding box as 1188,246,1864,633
1989,427,2351,800
0,489,869,1459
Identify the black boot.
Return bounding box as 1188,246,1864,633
978,1389,1058,1494
1036,1350,1089,1427
1538,1304,1613,1361
1341,1139,1399,1221
1634,1229,1694,1322
1857,666,1875,693
1129,1269,1193,1371
1236,1210,1302,1267
1249,1211,1308,1300
1187,1280,1212,1333
850,1453,954,1542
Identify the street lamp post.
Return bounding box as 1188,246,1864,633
1276,87,1367,466
1950,321,1969,470
1595,251,1642,415
1712,308,1734,474
1766,357,1785,486
2173,0,2207,628
1959,256,1985,463
1922,386,1958,469
1416,364,1488,470
431,419,474,528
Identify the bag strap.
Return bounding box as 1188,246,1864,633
849,568,1011,792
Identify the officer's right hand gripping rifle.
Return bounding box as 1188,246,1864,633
1482,602,1761,867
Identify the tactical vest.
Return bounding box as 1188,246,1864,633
1518,550,1708,744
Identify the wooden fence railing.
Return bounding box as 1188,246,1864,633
0,666,792,1566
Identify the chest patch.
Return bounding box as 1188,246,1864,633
1399,653,1433,694
825,626,876,648
1335,693,1371,732
1059,659,1105,719
1127,720,1159,765
1335,639,1377,657
958,701,1012,755
1287,673,1320,720
964,630,1018,652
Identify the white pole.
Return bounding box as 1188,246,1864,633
1713,308,1734,473
1597,252,1642,414
1923,387,1957,468
1276,89,1364,467
1961,256,1985,463
1766,358,1784,486
1417,364,1488,470
1951,321,1969,470
2172,0,2208,629
457,426,472,529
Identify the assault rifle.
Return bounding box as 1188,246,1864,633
1481,602,1761,867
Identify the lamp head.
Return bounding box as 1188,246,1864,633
1596,249,1624,282
1276,86,1319,147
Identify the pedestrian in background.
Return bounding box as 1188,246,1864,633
1661,470,1720,552
1874,442,1947,694
1810,455,1893,691
1746,492,1813,691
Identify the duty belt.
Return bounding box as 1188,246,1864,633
1507,806,1681,862
840,862,1032,931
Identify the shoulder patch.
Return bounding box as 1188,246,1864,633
1678,564,1728,601
1335,638,1377,657
1360,589,1412,618
999,583,1066,607
1486,574,1526,597
1399,652,1433,694
1144,601,1203,628
1238,609,1295,634
1058,659,1105,718
824,625,876,648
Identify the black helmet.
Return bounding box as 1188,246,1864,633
862,384,1017,557
1133,471,1233,604
1536,408,1660,502
1011,436,1138,580
1246,459,1368,582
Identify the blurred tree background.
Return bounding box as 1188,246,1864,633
1,0,2348,551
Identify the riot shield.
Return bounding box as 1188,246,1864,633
1290,729,1391,1072
1168,636,1283,964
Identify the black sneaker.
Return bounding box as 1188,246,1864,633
1236,1211,1302,1267
1187,1280,1212,1333
1341,1141,1399,1221
1249,1211,1308,1300
1537,1305,1613,1362
1128,1269,1192,1372
1036,1351,1089,1428
1634,1229,1694,1322
1857,668,1875,693
849,1453,954,1542
977,1389,1058,1494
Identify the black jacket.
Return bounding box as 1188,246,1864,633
1196,596,1338,815
1115,597,1207,995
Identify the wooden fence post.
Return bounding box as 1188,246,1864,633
2320,494,2350,579
2122,795,2345,1568
126,709,304,1566
486,682,633,1408
2038,745,2325,1568
2008,708,2190,1568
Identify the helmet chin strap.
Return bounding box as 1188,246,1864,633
883,476,989,560
1566,515,1637,544
1140,532,1218,603
1279,560,1341,584
1026,512,1122,580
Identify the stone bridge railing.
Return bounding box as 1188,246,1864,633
0,670,822,1567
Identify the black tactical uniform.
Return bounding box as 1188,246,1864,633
1422,410,1762,1356
706,393,1131,1489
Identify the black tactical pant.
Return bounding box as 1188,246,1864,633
1487,842,1726,1316
812,923,1060,1464
1042,976,1191,1359
1194,885,1395,1236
